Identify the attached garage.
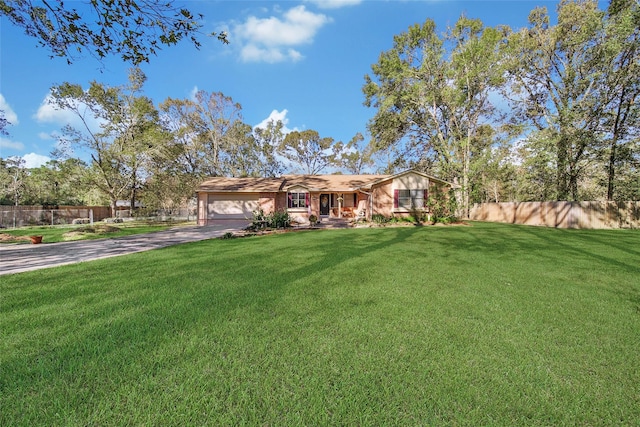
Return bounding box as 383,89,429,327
196,177,286,225
207,193,259,220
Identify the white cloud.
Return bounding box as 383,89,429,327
38,132,54,140
189,86,199,101
304,0,362,9
0,137,24,151
241,45,284,63
254,109,297,134
35,94,80,125
22,152,51,168
34,92,105,133
0,93,19,125
232,6,331,63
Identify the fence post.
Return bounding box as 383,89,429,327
51,210,54,226
90,209,94,225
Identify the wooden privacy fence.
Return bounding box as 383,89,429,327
469,201,640,229
0,206,112,228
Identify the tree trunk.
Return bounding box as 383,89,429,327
606,93,628,201
556,135,570,200
607,137,617,200
130,187,137,217
110,198,117,218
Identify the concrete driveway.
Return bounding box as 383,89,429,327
0,221,249,276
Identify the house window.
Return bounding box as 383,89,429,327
288,192,309,209
394,189,427,209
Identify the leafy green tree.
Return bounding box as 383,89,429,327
279,129,343,175
221,121,263,177
364,16,508,215
340,133,375,174
512,132,559,201
505,0,608,201
50,68,161,216
468,125,518,203
1,158,89,206
0,0,228,65
154,93,284,209
597,0,640,200
0,157,26,206
253,119,285,177
160,91,243,177
0,158,14,205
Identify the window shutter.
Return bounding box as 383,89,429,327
305,193,310,207
393,189,399,208
423,189,428,207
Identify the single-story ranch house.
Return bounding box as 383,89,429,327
196,169,457,225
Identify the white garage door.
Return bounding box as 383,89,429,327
208,194,259,219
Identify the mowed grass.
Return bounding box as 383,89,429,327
1,222,185,244
1,222,638,425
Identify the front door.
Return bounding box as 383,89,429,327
320,193,330,216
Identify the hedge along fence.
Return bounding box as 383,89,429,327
0,206,112,228
469,201,640,229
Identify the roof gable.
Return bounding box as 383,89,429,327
281,174,387,192
363,170,458,189
196,170,456,193
197,177,284,192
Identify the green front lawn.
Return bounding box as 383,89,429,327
1,222,638,425
0,221,189,244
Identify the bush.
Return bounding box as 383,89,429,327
220,232,236,239
427,186,458,224
371,214,388,224
270,210,291,229
308,215,318,225
250,209,291,230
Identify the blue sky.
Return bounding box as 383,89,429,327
0,0,561,168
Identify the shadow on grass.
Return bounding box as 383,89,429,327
1,228,416,404
2,223,639,424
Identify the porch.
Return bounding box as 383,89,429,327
315,192,364,219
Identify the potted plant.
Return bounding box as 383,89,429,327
308,214,318,226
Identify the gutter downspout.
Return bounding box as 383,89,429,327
359,189,373,221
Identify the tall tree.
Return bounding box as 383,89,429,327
0,157,26,206
505,0,607,201
160,91,243,177
340,132,375,174
49,68,160,216
221,121,262,177
253,120,285,177
598,0,640,200
363,16,508,215
0,0,228,64
279,129,343,175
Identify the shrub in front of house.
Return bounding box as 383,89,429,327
250,209,291,230
427,187,458,224
269,210,291,228
372,214,388,224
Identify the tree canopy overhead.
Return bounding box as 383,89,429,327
0,0,229,65
364,0,639,203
